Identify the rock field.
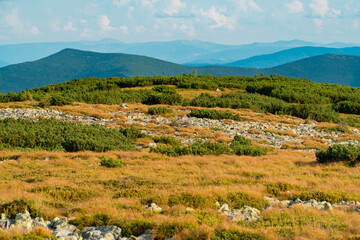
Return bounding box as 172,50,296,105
1,107,359,151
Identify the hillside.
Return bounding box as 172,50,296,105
226,46,360,68
0,49,192,93
1,75,360,239
0,49,259,93
264,54,360,87
1,49,360,93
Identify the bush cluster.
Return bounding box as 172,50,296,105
100,156,124,168
148,106,173,115
316,144,360,166
150,135,269,157
0,118,140,152
2,74,360,124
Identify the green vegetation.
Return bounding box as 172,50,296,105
148,106,173,115
0,200,43,219
2,74,360,124
100,156,124,168
0,118,140,152
316,144,360,166
150,135,269,157
189,109,241,121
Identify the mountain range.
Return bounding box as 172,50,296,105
224,46,360,68
1,39,357,67
0,48,359,93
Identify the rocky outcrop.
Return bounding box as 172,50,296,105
0,107,359,150
217,203,260,222
0,211,154,240
264,197,360,211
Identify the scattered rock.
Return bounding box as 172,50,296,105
148,143,157,148
145,203,162,212
226,206,260,222
121,103,129,109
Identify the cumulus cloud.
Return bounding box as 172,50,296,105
309,0,340,17
233,0,263,12
30,26,40,35
200,6,234,30
313,18,323,27
286,0,304,13
63,21,77,31
164,0,186,16
140,0,159,7
119,25,128,34
113,0,130,7
4,8,23,29
99,15,114,32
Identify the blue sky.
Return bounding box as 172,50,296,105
0,0,359,45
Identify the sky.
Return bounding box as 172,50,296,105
0,0,359,45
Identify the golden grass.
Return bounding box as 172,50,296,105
1,148,360,239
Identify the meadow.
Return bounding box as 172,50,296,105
1,75,360,239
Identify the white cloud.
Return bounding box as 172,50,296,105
140,0,159,7
313,18,323,27
164,0,186,16
99,15,114,32
309,0,340,17
30,26,40,35
4,8,23,30
113,0,130,7
201,6,234,30
179,24,195,36
286,0,304,13
136,25,145,33
119,25,128,34
233,0,263,12
49,20,61,32
354,20,359,29
63,22,77,31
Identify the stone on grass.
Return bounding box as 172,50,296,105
145,203,162,212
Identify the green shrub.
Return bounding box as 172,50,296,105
49,94,73,106
0,200,43,219
210,228,263,240
100,156,124,168
152,136,181,146
230,135,269,156
152,85,177,94
115,219,154,237
168,193,210,209
316,144,360,165
295,191,348,203
227,192,268,210
69,213,112,230
150,141,231,157
0,118,139,152
189,109,241,121
148,106,173,115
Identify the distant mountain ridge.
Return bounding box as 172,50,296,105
224,46,360,68
0,49,359,93
2,39,355,66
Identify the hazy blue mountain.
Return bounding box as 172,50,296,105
0,39,332,66
1,49,360,93
184,39,319,65
225,46,360,68
263,54,360,87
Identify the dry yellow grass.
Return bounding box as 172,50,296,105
1,148,360,239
